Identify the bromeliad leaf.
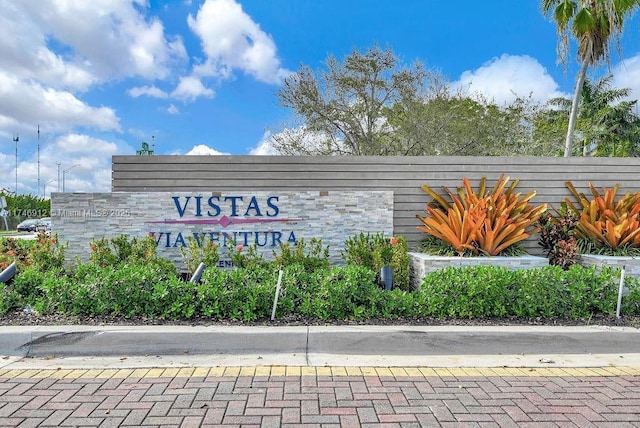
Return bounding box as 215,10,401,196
418,175,546,256
564,181,640,252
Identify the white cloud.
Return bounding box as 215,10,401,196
187,0,290,84
186,144,229,155
128,85,169,99
54,134,119,155
612,54,640,101
0,0,189,195
0,3,97,92
167,104,180,115
171,76,215,101
14,0,187,83
453,54,565,105
249,132,278,155
0,71,120,134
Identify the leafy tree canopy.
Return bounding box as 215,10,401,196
272,44,639,158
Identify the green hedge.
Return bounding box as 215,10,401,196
2,263,639,321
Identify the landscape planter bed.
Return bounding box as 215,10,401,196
579,254,640,278
408,252,549,290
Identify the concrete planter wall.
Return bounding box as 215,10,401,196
409,252,549,290
579,254,640,278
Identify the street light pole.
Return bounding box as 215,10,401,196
62,164,79,192
57,162,61,192
44,179,56,199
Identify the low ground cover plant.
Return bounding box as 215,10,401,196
419,265,627,319
1,233,639,323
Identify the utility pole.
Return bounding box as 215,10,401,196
13,134,19,195
57,162,61,192
37,125,40,197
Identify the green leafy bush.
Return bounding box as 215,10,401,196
2,266,70,315
419,265,628,319
226,242,269,269
420,266,512,318
0,237,30,270
537,210,580,269
30,232,67,272
89,235,177,276
273,238,330,272
197,265,282,321
69,262,184,317
305,265,380,320
0,283,20,314
342,232,410,291
3,234,640,323
180,235,220,273
0,231,67,273
626,277,640,315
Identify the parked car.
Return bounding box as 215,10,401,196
16,219,41,232
38,217,51,232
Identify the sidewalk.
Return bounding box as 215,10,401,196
1,325,639,427
1,365,639,427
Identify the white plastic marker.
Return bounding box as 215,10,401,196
616,265,626,319
271,269,284,321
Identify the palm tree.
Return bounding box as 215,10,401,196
542,0,640,156
547,75,640,156
579,76,639,155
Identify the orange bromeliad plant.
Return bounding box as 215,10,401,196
417,175,547,256
564,181,640,251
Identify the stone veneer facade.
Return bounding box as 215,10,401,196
51,191,394,269
408,253,549,290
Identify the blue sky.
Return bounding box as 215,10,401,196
1,0,640,196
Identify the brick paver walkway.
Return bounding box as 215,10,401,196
1,366,639,427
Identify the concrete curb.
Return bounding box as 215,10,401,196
1,325,638,369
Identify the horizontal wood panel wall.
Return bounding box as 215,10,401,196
112,156,640,255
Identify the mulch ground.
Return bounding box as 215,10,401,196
1,310,638,328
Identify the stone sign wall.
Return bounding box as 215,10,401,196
51,191,394,269
112,155,640,254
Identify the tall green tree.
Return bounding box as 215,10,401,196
274,45,549,157
0,190,50,230
543,0,640,157
544,75,640,156
386,90,554,156
578,75,640,155
274,45,428,155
